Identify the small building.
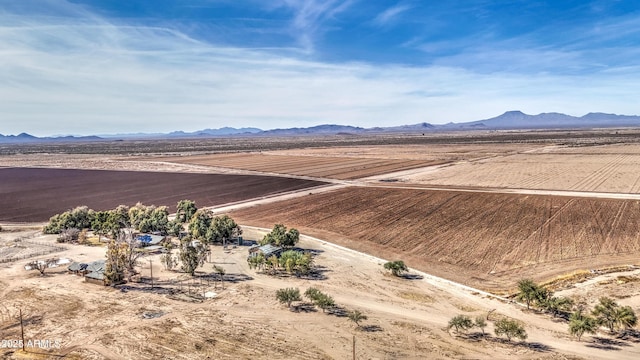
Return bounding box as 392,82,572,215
138,245,166,254
84,260,107,285
248,244,283,259
67,260,107,285
136,234,167,247
85,269,106,285
67,262,90,275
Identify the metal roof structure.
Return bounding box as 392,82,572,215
249,244,283,258
136,234,165,246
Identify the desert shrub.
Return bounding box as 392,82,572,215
494,318,527,341
57,228,80,243
276,288,301,308
160,253,177,271
384,260,408,276
448,315,474,333
304,288,335,312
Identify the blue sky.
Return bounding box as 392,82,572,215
1,0,640,136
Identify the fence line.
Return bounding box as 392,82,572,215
0,238,67,264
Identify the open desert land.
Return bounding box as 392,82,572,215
3,132,640,358
2,227,640,360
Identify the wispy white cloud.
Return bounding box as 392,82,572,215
0,0,639,136
373,4,412,27
272,0,356,52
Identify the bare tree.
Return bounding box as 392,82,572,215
117,228,144,281
213,265,226,289
57,228,80,243
26,258,59,276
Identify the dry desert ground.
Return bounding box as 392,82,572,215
2,131,640,359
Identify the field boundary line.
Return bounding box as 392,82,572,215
206,184,347,214
361,183,640,200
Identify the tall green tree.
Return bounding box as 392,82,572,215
189,209,214,240
260,224,299,248
179,238,208,276
569,310,598,341
93,205,130,238
167,219,184,237
516,279,540,309
127,203,170,234
206,215,242,245
176,200,198,223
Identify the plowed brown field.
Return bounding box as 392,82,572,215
155,153,441,179
402,144,640,193
0,168,326,222
230,187,640,292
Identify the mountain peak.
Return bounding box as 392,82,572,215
502,110,526,116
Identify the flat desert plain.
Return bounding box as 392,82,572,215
3,132,640,359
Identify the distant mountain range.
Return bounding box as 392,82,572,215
0,132,102,143
2,111,640,143
444,111,640,130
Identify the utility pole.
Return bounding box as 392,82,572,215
352,335,355,360
19,308,25,352
149,259,153,289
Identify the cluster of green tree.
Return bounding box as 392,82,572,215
43,202,193,239
516,279,574,316
188,210,242,245
569,297,638,341
275,287,336,312
516,279,638,342
276,287,370,329
248,249,313,276
384,260,408,277
448,314,524,341
260,224,299,248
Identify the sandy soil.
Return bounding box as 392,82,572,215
3,137,640,359
1,226,639,360
396,144,640,194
